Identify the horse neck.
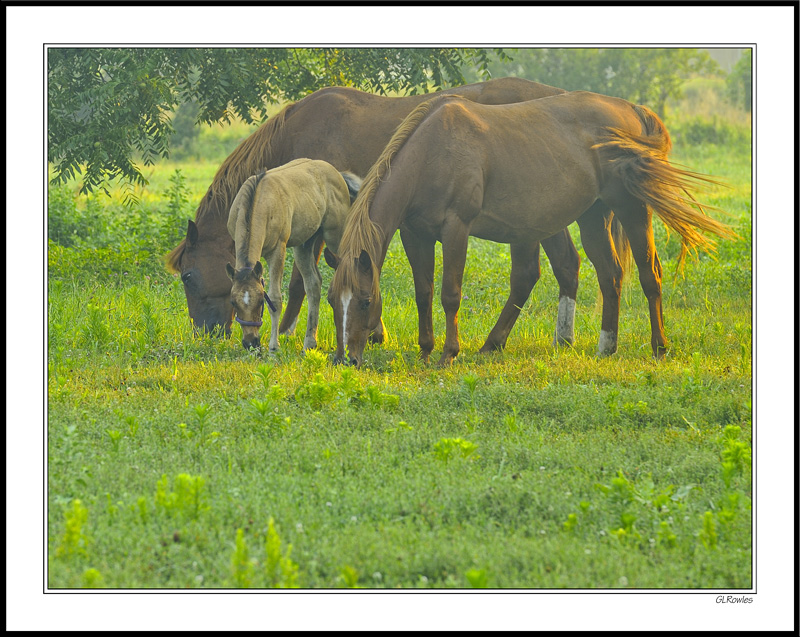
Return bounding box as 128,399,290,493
192,196,235,257
195,192,229,230
369,172,414,271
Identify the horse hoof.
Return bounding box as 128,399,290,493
369,319,388,345
597,331,617,357
436,354,456,367
279,318,298,336
479,341,504,354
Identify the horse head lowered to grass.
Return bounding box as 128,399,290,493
328,92,735,367
226,158,361,352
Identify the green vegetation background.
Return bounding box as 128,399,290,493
47,76,752,589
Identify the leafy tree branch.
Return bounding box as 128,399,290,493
48,47,500,197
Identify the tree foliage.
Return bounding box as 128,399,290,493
472,48,721,117
726,49,752,112
48,47,505,197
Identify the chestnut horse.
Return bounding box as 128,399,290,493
328,92,735,366
165,78,582,349
226,159,361,351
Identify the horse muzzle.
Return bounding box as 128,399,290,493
333,353,360,367
242,335,262,350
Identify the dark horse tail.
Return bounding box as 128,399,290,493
596,103,736,272
340,172,363,205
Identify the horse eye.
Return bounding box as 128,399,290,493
360,299,371,311
181,272,192,283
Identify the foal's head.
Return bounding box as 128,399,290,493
226,261,267,350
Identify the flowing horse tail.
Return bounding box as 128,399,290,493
609,215,632,282
596,103,736,271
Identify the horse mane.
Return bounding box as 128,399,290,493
229,171,268,265
332,94,462,299
204,105,293,217
164,103,294,273
165,234,186,273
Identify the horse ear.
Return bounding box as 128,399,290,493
357,250,372,274
186,219,199,247
323,247,340,269
253,261,263,278
225,263,235,280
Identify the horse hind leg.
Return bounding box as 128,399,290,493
293,238,324,351
541,228,580,346
605,196,668,358
576,201,624,357
480,241,541,353
279,234,324,335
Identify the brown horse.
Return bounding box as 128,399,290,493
328,92,735,367
165,78,582,349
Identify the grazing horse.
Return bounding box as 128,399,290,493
328,92,735,367
226,159,361,351
165,78,582,348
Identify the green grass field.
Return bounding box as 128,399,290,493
47,131,752,589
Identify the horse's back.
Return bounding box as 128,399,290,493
281,91,422,173
521,91,651,146
264,158,347,200
441,76,565,104
279,80,568,174
258,159,350,249
415,91,646,161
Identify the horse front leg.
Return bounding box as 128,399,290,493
400,226,436,362
438,217,472,367
292,240,323,351
265,246,286,353
480,241,541,353
541,227,581,346
368,318,387,345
